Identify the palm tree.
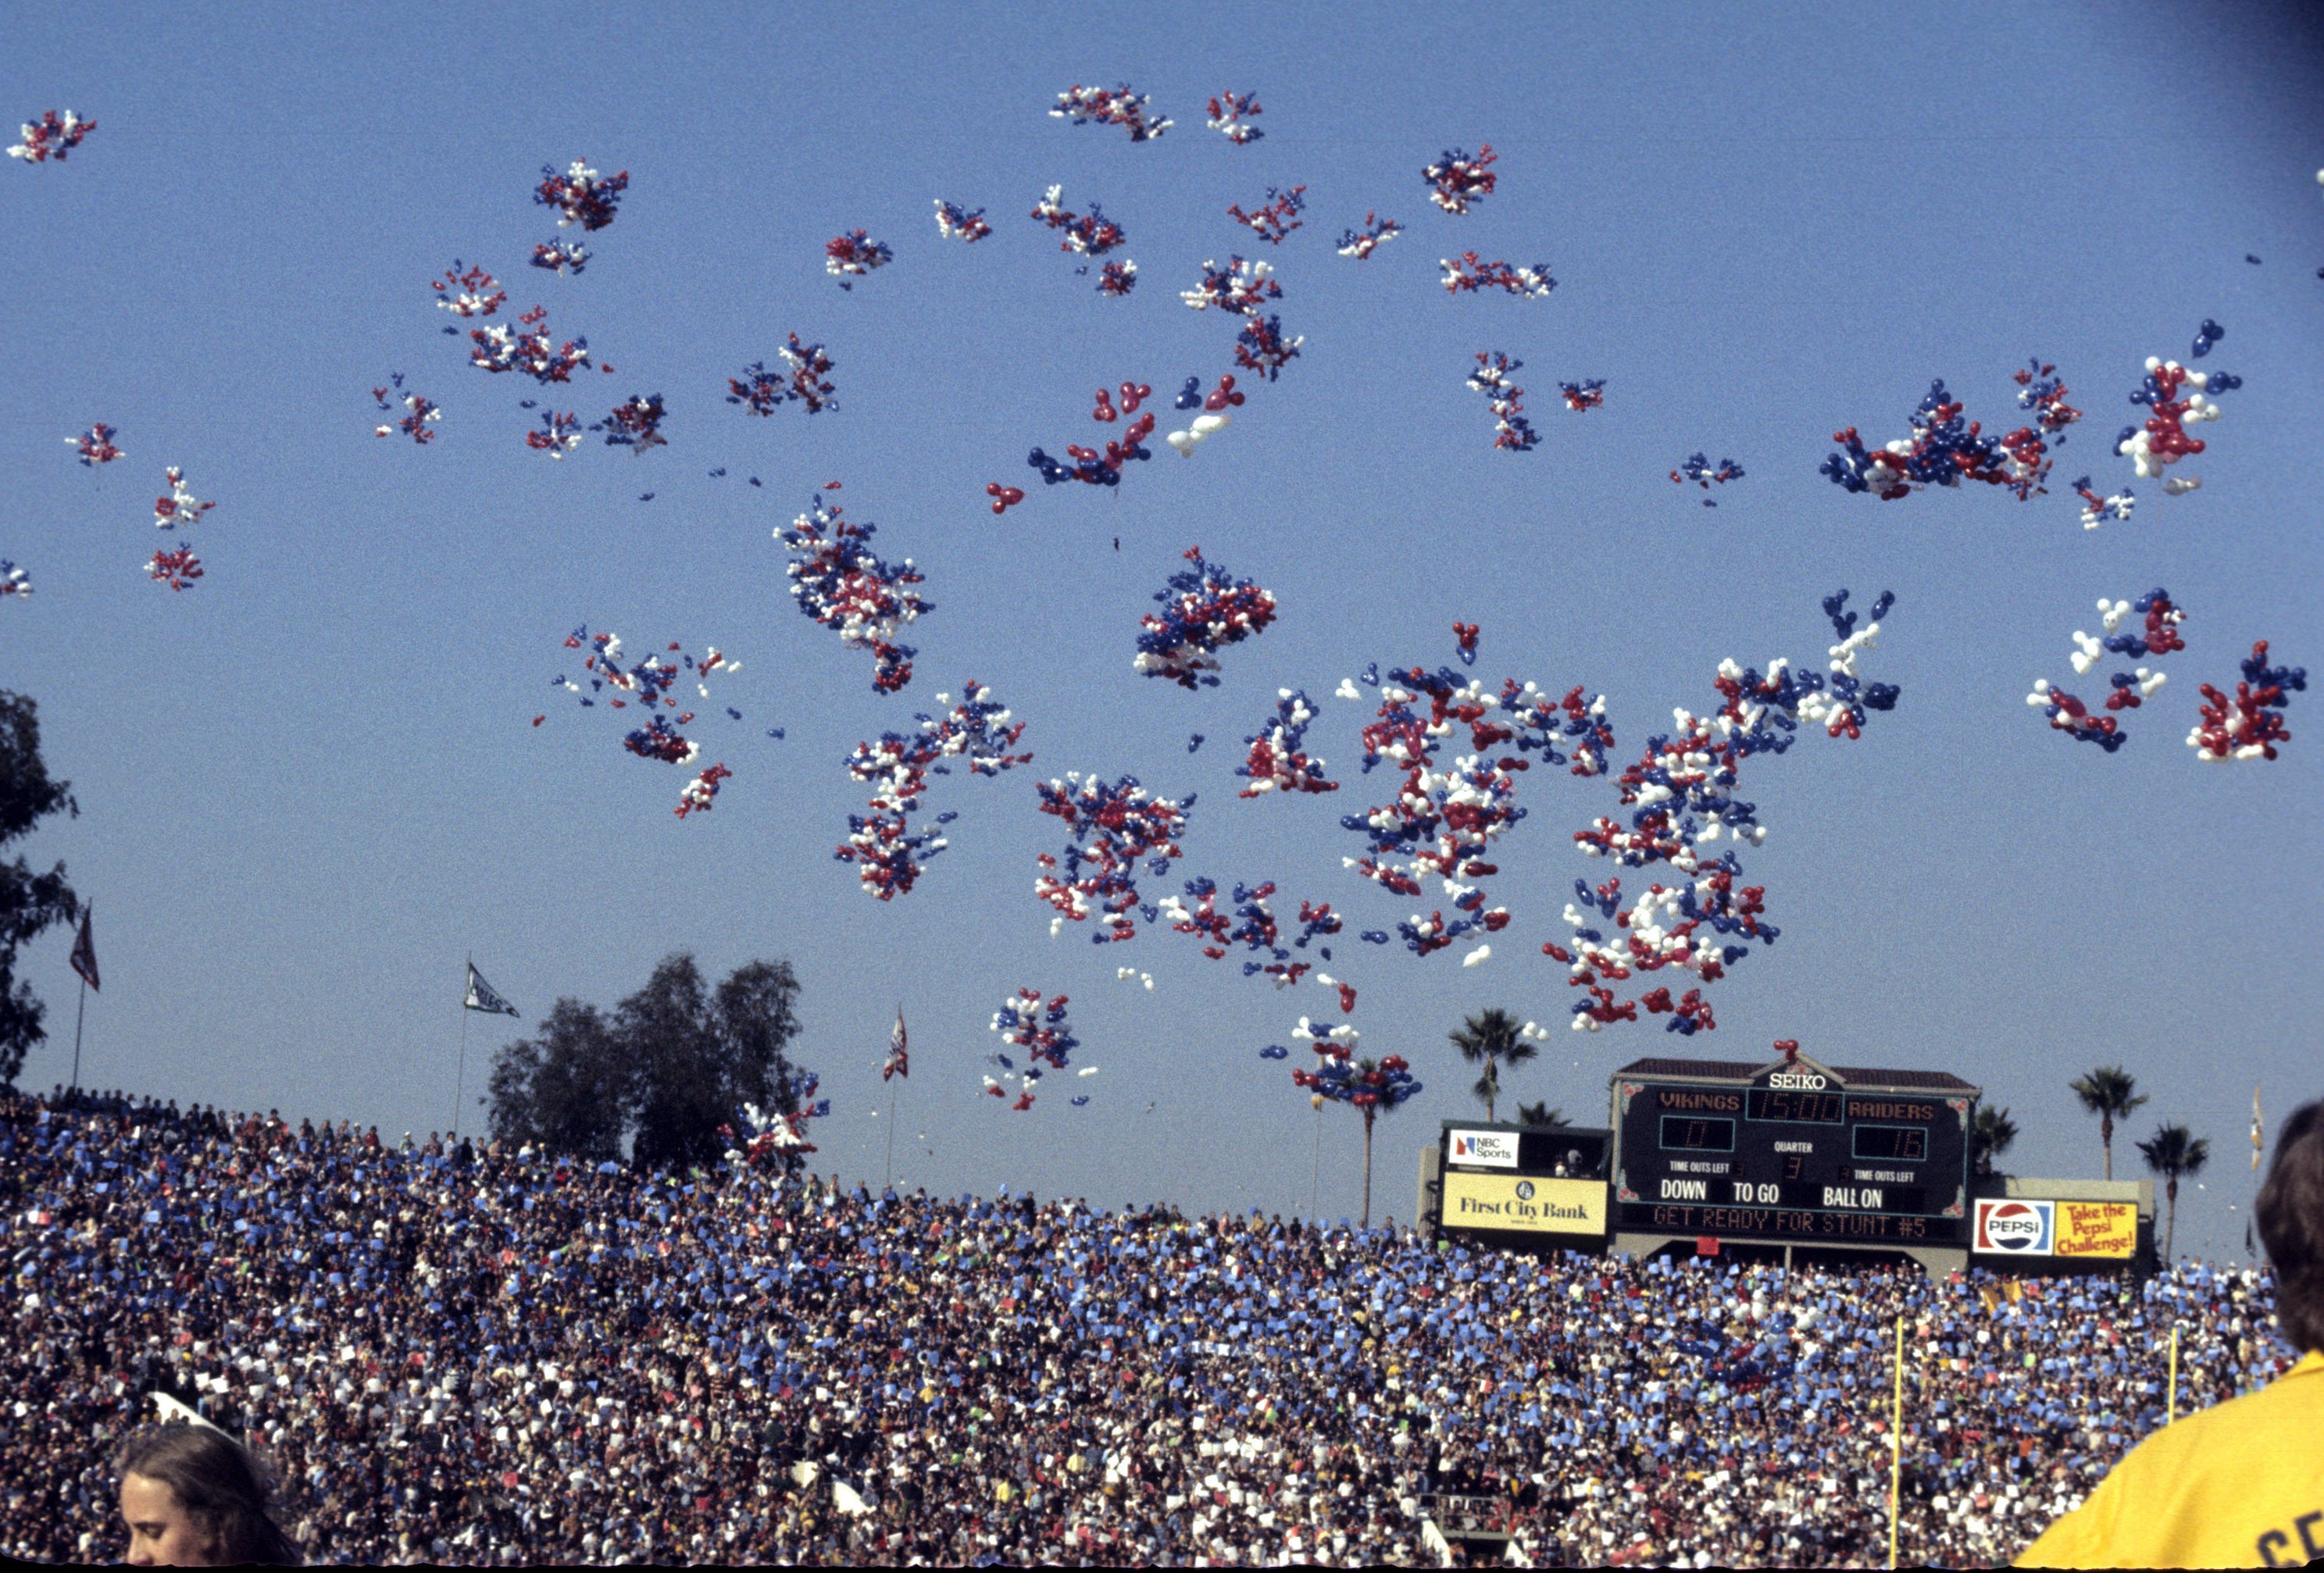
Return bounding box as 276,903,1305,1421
1972,1105,2019,1177
1448,1008,1536,1125
2137,1123,2210,1263
1514,1100,1571,1129
1351,1057,1418,1229
2069,1066,2148,1181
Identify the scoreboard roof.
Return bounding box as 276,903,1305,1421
1612,1056,1980,1096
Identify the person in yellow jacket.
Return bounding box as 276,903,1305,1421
2019,1098,2324,1569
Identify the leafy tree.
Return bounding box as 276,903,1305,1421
1448,1008,1535,1124
1514,1100,1571,1129
1972,1105,2019,1177
2069,1066,2147,1181
0,692,80,1086
486,1000,627,1161
487,952,803,1171
2137,1122,2211,1263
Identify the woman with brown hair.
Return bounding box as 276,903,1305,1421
116,1420,303,1566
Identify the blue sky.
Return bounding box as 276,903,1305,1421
5,3,2320,1257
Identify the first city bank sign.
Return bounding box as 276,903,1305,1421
1440,1172,1607,1235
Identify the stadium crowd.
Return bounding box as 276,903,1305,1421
0,1085,2294,1567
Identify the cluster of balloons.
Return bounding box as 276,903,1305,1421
595,393,668,453
835,681,1032,900
776,494,929,694
69,421,123,467
1820,379,2026,501
1559,379,1606,413
2012,357,2083,438
823,229,892,289
2070,475,2136,530
1422,144,1497,215
2115,344,2240,496
1,561,31,599
1205,91,1264,144
1033,772,1195,943
370,376,441,444
1466,351,1538,451
931,200,991,244
1337,213,1403,259
729,336,840,417
524,408,582,458
1133,547,1280,690
1050,83,1172,142
2189,642,2305,763
1439,252,1555,299
1671,451,1744,505
1097,261,1138,298
673,761,733,819
988,988,1082,1111
7,109,93,164
545,628,744,776
534,158,629,232
1551,591,1897,1030
1183,255,1281,318
721,1082,829,1164
432,260,508,320
1226,184,1307,245
145,467,216,593
1030,184,1131,269
530,239,588,276
1236,689,1339,797
1166,375,1244,458
469,304,594,385
1027,385,1157,488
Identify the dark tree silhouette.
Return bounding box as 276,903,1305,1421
0,692,80,1086
487,952,804,1171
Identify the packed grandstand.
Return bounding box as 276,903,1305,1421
1,1086,2293,1567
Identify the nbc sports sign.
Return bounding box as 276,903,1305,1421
1448,1129,1519,1169
1974,1198,2055,1255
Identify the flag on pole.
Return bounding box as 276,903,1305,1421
464,962,519,1017
69,907,98,992
2252,1086,2265,1172
883,1006,909,1081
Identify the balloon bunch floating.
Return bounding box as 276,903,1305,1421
1033,774,1194,943
1293,1035,1423,1115
1439,253,1555,299
2026,590,2186,753
8,109,93,164
2115,340,2241,497
534,159,629,231
371,375,440,444
548,628,742,773
721,1083,827,1164
1166,375,1243,458
1337,212,1403,259
932,200,991,243
529,240,588,276
1423,144,1497,215
1156,879,1348,1003
594,393,668,452
776,494,928,694
2189,642,2305,763
469,303,592,383
1029,184,1133,291
1671,451,1744,505
1551,590,1898,1032
987,990,1081,1111
823,229,892,289
68,422,123,467
2070,475,2136,531
1226,185,1307,245
1205,91,1264,144
145,467,216,592
837,681,1033,900
1133,546,1280,690
1182,255,1282,317
674,762,732,819
1027,378,1157,487
0,561,30,599
728,336,837,416
1559,379,1606,413
1467,352,1538,452
1050,84,1171,142
2012,358,2083,439
1237,689,1340,797
524,409,581,458
432,261,508,320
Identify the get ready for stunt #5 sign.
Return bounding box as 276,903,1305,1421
1441,1172,1605,1235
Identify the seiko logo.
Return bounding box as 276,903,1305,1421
1767,1072,1826,1090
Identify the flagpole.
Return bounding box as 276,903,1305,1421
70,972,87,1093
452,956,470,1140
884,1080,898,1191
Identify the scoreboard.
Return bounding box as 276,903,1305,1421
1611,1054,1977,1247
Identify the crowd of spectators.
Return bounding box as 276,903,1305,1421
0,1085,2294,1567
